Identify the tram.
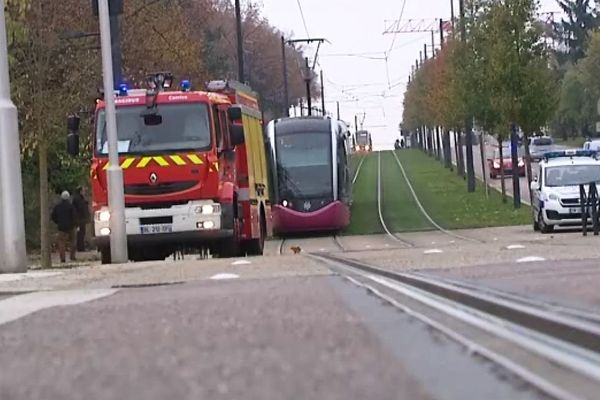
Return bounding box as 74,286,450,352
266,117,352,234
355,130,372,153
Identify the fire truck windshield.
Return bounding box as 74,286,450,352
95,103,212,155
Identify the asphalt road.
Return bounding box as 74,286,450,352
1,228,599,399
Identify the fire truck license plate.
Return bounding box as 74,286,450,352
141,224,173,235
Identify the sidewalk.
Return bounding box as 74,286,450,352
27,250,100,270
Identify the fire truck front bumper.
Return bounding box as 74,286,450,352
93,201,234,247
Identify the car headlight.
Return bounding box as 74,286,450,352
548,193,560,201
518,160,524,167
493,162,500,169
99,227,111,236
96,210,110,222
282,200,289,207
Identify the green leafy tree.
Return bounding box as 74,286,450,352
556,0,599,63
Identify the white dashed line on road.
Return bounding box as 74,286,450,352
210,273,240,280
506,244,526,250
231,260,251,266
424,249,444,255
516,256,546,263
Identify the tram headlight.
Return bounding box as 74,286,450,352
365,145,371,151
355,145,360,151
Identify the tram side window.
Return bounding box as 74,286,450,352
338,138,349,199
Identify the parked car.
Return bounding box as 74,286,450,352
529,136,554,161
583,139,600,151
487,147,526,179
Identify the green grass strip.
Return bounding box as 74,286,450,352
381,152,432,232
345,154,383,235
394,150,531,229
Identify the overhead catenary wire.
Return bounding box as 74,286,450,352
386,0,409,54
296,0,311,37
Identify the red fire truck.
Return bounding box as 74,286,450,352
68,74,272,263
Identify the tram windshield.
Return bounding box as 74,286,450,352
276,132,333,199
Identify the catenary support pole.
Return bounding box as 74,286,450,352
320,70,325,116
235,0,245,83
304,57,312,116
98,0,127,263
460,0,476,192
281,36,289,117
0,0,26,273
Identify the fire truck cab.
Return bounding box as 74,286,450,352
69,74,272,263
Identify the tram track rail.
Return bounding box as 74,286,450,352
313,253,600,400
377,152,415,248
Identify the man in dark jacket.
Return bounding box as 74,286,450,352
72,186,90,252
51,191,77,263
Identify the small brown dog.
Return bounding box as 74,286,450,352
290,246,302,254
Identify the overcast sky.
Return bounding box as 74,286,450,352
258,0,562,149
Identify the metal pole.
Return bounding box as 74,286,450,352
450,0,456,32
440,19,445,48
460,0,476,192
355,115,358,134
424,43,428,60
98,0,127,263
431,30,435,57
304,57,312,116
281,36,289,117
235,0,245,83
320,70,325,115
0,0,26,273
510,123,521,208
336,101,340,120
109,13,122,90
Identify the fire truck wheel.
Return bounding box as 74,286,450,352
219,218,241,258
100,247,111,265
245,213,266,256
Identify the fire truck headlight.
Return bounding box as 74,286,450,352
100,228,111,236
96,210,111,222
201,204,215,215
203,221,215,229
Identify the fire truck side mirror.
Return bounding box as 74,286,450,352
230,124,245,146
227,107,242,122
66,115,80,156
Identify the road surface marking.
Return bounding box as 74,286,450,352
210,273,240,280
0,289,118,326
424,249,444,254
517,256,546,263
506,244,526,250
0,271,63,283
231,260,251,266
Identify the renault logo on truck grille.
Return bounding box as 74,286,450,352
149,172,158,185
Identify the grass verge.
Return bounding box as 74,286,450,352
381,152,432,232
394,150,531,229
344,154,383,235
